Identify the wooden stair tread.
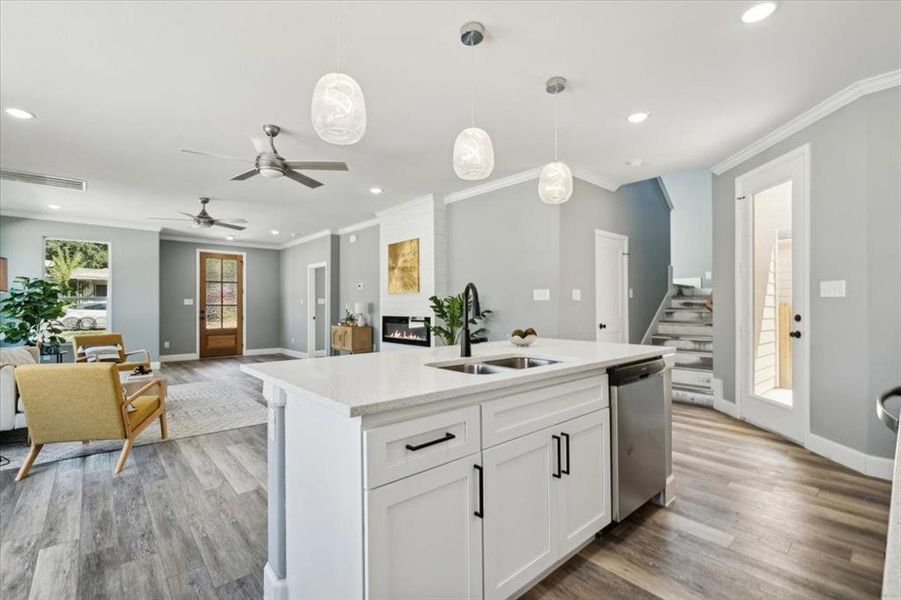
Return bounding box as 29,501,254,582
659,319,713,325
673,365,713,373
652,333,714,341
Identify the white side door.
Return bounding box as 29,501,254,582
557,409,611,556
482,427,558,600
366,457,483,599
595,230,629,343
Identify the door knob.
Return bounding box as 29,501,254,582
598,323,607,330
789,331,802,339
794,314,802,322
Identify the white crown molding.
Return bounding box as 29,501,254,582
375,194,434,217
712,69,901,175
336,218,379,235
444,168,541,204
160,234,281,250
656,177,674,211
570,167,620,192
0,209,162,232
279,228,333,249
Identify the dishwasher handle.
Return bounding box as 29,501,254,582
609,358,666,386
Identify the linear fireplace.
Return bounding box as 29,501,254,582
382,316,431,347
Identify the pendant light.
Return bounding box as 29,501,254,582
312,5,366,145
538,76,573,204
453,22,494,180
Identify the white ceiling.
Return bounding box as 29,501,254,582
1,1,899,245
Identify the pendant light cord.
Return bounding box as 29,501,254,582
336,4,342,73
553,92,559,161
469,40,475,128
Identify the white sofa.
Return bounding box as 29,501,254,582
0,346,38,431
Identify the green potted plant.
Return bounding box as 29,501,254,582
0,276,69,351
426,294,493,346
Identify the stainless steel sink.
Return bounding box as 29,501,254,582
482,357,560,369
430,355,561,374
438,362,510,375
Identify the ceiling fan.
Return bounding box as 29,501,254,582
181,124,349,189
149,197,247,230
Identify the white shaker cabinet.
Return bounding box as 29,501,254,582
365,456,484,599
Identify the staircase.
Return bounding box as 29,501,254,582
651,285,714,406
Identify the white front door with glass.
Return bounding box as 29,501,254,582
735,145,809,443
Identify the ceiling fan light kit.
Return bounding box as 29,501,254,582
538,75,573,204
453,21,494,181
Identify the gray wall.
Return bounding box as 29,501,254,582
0,216,160,360
661,169,713,286
338,224,380,345
712,86,901,458
158,239,280,355
448,177,671,343
279,234,339,353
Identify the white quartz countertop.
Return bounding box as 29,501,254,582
241,338,674,417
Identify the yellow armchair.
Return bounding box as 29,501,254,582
72,332,152,372
13,362,167,480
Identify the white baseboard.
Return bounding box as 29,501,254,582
713,397,740,418
805,433,894,480
244,348,283,356
277,348,308,359
263,562,289,600
159,353,198,362
313,350,326,358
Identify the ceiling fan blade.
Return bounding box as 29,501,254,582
180,148,253,163
218,217,248,224
250,137,269,154
285,161,349,171
177,211,198,218
148,217,194,221
285,169,323,189
231,169,259,181
213,221,246,231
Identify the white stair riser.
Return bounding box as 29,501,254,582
658,323,713,336
672,368,713,388
672,388,714,406
670,298,709,308
673,354,713,369
653,338,714,352
665,310,712,322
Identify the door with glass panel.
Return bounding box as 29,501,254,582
199,252,243,358
735,145,809,443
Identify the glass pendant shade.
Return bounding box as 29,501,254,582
538,161,573,204
453,127,494,180
311,72,367,145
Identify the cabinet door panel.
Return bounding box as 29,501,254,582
558,409,611,556
366,457,482,599
483,428,558,599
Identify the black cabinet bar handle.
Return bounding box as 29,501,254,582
405,432,456,452
552,435,562,478
561,432,571,475
474,464,484,518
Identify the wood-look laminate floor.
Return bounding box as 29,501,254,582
1,355,892,599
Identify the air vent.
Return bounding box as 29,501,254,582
0,169,86,191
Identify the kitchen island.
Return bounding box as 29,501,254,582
242,338,675,600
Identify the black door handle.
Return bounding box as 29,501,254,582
474,464,484,518
789,331,802,339
405,432,456,451
794,314,802,322
552,435,562,478
598,323,607,330
561,432,571,475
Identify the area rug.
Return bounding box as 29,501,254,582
0,380,267,470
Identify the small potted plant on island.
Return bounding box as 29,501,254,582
426,293,493,346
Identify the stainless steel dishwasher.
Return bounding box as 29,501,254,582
610,357,667,522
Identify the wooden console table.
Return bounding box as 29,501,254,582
331,325,373,354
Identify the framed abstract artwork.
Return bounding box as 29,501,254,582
387,238,420,294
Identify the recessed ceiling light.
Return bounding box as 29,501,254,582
270,229,280,236
225,235,235,241
627,112,649,124
290,232,296,237
47,204,62,210
626,159,645,168
741,2,777,24
5,107,35,120
369,186,382,195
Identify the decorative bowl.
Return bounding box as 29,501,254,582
510,334,537,347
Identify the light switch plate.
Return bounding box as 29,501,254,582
819,280,846,298
317,298,326,305
629,288,634,299
705,272,713,281
163,341,170,349
350,234,357,243
571,288,581,301
184,298,194,305
533,289,550,301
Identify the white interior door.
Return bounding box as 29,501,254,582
735,145,809,443
306,262,328,357
595,230,629,343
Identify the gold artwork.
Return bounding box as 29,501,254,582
387,238,420,294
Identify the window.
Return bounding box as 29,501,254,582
44,239,110,338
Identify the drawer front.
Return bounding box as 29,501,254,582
482,374,608,448
364,405,481,489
